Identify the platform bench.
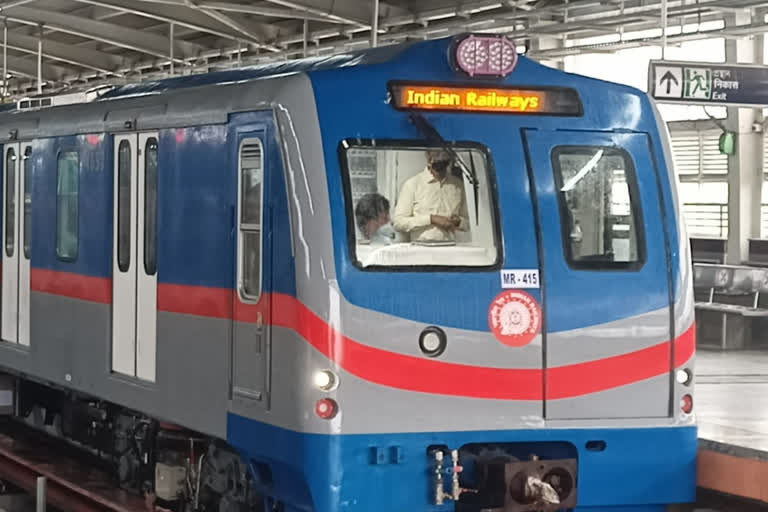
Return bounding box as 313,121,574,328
693,263,768,349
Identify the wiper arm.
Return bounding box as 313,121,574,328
408,112,480,225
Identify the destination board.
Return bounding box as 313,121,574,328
389,82,582,115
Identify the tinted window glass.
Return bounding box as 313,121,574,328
23,146,31,259
240,142,262,226
144,138,158,276
553,147,643,267
117,140,131,272
5,148,14,257
341,143,499,269
239,140,262,300
56,151,79,260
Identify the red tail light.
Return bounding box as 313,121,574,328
315,398,338,420
681,394,693,414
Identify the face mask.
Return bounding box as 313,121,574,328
371,223,395,244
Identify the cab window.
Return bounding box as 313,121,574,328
340,141,500,269
552,146,644,269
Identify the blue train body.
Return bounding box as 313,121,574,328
0,35,695,511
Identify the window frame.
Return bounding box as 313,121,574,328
55,149,80,262
337,138,503,272
236,137,264,302
550,145,646,271
5,147,15,258
22,145,31,260
116,139,132,273
143,137,158,276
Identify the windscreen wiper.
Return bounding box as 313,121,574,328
408,112,480,225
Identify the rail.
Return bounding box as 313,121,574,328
0,419,156,512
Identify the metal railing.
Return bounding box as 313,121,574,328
683,202,728,238
762,204,768,239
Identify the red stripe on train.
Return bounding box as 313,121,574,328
28,270,696,400
269,292,696,400
30,269,111,304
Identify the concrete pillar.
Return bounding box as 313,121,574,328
725,11,764,263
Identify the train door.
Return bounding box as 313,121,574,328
524,130,673,419
232,128,272,407
2,142,32,346
111,132,159,382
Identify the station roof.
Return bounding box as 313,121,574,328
0,0,764,99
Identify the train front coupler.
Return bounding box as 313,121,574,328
430,447,577,512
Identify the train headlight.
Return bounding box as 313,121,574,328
313,370,338,392
676,368,693,386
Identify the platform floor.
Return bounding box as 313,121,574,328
696,349,768,505
697,350,768,454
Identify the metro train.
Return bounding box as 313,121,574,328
0,33,695,512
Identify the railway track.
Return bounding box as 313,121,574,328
0,419,158,512
0,418,761,512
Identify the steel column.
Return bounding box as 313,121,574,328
169,21,174,74
3,21,7,98
371,0,380,47
36,25,41,94
661,0,668,58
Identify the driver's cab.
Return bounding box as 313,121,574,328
341,140,500,270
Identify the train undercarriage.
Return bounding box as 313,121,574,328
10,378,262,512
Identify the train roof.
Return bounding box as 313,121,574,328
99,43,411,100
0,35,649,142
0,39,420,141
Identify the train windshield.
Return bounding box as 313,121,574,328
341,142,499,269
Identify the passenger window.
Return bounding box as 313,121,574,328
238,139,262,300
23,146,31,259
552,146,643,268
5,148,15,257
117,140,131,272
340,142,499,269
144,138,158,276
56,151,79,261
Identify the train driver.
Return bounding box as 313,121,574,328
392,149,469,242
355,193,395,246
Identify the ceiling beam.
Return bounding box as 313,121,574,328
137,0,335,22
0,5,203,61
0,0,37,8
258,0,369,28
2,53,71,81
74,0,281,50
184,2,278,48
4,31,127,74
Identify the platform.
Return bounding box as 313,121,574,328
696,350,768,503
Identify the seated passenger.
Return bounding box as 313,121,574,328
355,193,395,246
392,149,469,243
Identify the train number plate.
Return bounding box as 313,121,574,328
500,269,540,289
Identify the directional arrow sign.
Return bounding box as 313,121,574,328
649,60,768,107
652,65,682,99
660,70,679,94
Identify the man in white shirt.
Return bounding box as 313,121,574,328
393,149,469,242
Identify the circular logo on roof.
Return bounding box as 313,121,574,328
488,290,541,347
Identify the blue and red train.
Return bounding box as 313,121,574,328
0,33,695,511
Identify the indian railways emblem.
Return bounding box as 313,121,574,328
488,290,542,347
